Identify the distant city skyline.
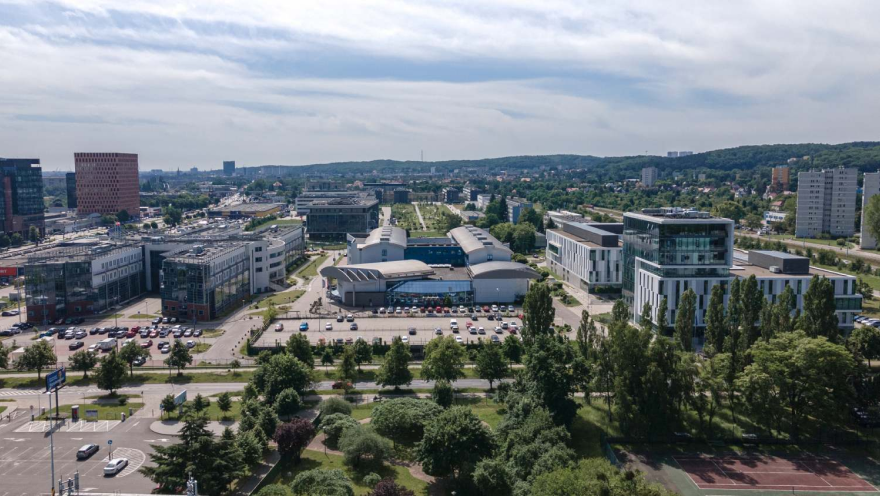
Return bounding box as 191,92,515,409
2,1,880,170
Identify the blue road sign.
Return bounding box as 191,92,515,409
108,440,112,445
45,367,66,392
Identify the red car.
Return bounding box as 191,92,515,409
131,326,140,332
443,307,451,313
125,329,137,338
435,306,442,313
419,307,425,313
141,339,153,348
466,321,473,328
332,381,352,390
482,305,490,312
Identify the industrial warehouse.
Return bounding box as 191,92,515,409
322,225,540,307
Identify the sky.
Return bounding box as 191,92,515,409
1,1,880,171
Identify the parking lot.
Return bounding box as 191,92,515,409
255,306,574,346
0,413,158,495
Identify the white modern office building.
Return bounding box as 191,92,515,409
795,167,857,238
546,222,623,293
641,167,658,187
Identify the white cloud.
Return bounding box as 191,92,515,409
0,0,879,169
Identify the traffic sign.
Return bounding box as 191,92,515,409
46,367,66,392
174,390,187,406
107,440,112,445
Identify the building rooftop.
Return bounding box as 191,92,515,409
468,261,541,280
449,225,512,256
625,207,733,224
360,226,407,249
321,260,435,281
309,197,379,208
548,228,620,249
210,202,283,213
731,249,852,279
407,237,457,246
165,243,245,263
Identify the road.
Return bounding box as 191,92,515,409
412,202,427,230
381,206,392,226
737,232,880,265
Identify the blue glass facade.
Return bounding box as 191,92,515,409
404,245,466,266
386,279,473,307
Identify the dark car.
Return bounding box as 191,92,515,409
68,341,84,350
97,327,109,335
76,444,99,460
72,317,85,325
89,327,100,335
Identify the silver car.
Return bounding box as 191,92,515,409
103,458,128,475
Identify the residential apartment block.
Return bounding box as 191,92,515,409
641,167,658,187
861,171,880,249
795,167,857,238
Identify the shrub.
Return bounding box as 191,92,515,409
432,380,454,408
319,396,353,417
274,418,315,461
371,398,442,444
338,425,391,469
363,473,382,488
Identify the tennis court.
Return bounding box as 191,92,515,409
674,454,878,493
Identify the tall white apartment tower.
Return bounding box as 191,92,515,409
795,167,857,238
861,171,880,249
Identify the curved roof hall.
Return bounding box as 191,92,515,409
448,225,511,256
467,261,541,279
359,226,407,249
320,260,434,282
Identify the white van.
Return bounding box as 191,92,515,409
97,338,116,352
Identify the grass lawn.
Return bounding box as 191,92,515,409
813,261,880,290
200,328,225,338
203,399,243,420
861,298,880,317
410,230,447,238
316,367,486,382
763,234,853,248
0,370,253,389
255,290,306,309
350,403,374,421
456,397,505,429
39,401,144,420
0,406,6,415
192,343,211,353
307,241,347,251
267,450,428,496
299,255,329,280
128,313,157,319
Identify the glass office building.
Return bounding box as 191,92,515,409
306,198,380,241
160,244,250,321
386,279,474,307
0,158,45,236
623,210,732,308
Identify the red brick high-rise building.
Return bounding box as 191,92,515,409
74,153,140,217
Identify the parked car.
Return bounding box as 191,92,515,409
133,356,147,366
455,335,463,343
141,339,153,348
103,458,128,476
68,341,84,350
0,310,19,317
350,323,358,331
76,444,99,460
408,327,417,335
336,314,344,322
299,322,309,331
325,323,333,331
186,340,196,349
346,314,355,322
75,330,87,339
274,323,284,332
193,329,202,337
507,305,515,312
401,336,409,343
491,335,500,343
435,328,442,335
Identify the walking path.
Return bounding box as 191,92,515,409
412,202,428,230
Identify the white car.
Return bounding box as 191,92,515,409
325,323,333,331
103,458,128,475
458,306,466,313
401,335,409,343
186,340,196,348
395,307,402,314
378,307,386,314
455,335,463,343
507,305,515,312
495,326,503,334
491,305,499,312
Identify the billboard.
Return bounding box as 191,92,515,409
0,267,17,277
173,390,187,406
46,367,66,392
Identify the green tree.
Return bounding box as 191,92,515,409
421,335,466,383
14,339,56,378
252,353,313,402
164,340,193,375
639,302,653,334
321,348,335,367
656,296,669,334
192,393,210,412
431,380,454,408
338,425,392,469
510,222,537,254
524,333,577,425
322,413,359,447
475,343,509,389
160,394,177,418
738,331,856,440
0,233,9,248
740,275,763,347
318,397,353,417
290,469,353,496
95,350,127,394
498,196,509,222
416,406,495,480
9,233,23,246
217,391,233,419
118,340,150,377
69,349,98,379
162,205,183,226
150,221,159,229
237,429,265,466
274,388,302,419
523,283,556,345
674,289,697,351
712,200,746,222
286,334,314,368
116,209,130,222
611,299,630,325
848,326,880,367
501,334,524,364
704,284,726,355
28,225,40,244
353,338,373,371
371,398,442,445
336,346,358,388
864,194,880,243
531,458,676,496
274,418,315,461
801,276,839,341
